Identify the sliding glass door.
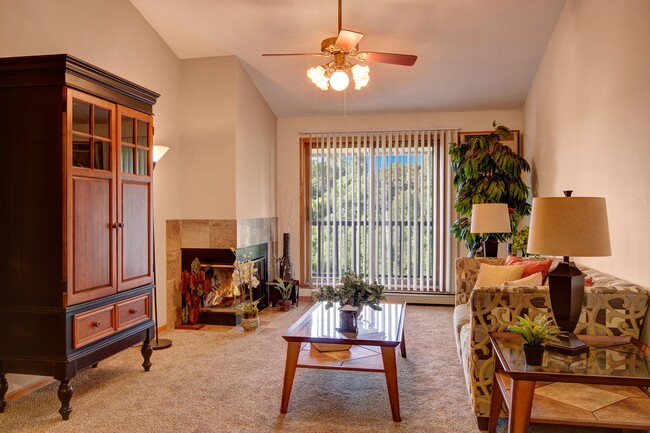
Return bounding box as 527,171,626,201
302,129,456,293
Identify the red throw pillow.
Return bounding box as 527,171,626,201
505,255,554,282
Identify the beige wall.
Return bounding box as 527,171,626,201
277,110,524,285
235,60,277,219
0,0,182,394
523,0,650,289
179,57,237,218
179,56,277,220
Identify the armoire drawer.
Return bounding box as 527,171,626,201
73,304,116,348
116,293,150,330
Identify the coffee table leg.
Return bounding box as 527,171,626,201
400,329,407,358
280,342,301,414
381,346,401,422
508,379,535,433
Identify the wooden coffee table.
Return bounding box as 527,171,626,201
280,301,406,421
488,332,650,433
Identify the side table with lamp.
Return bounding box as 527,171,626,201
527,190,612,355
470,203,511,257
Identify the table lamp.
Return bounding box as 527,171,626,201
527,191,611,355
470,203,511,257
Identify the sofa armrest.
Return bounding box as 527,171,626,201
466,284,650,420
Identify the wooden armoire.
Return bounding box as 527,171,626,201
0,54,159,420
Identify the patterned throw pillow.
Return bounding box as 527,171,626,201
502,272,543,287
505,255,554,282
474,264,525,288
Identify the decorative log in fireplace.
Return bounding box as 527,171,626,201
180,244,268,326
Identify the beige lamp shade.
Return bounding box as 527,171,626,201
152,145,170,163
470,203,511,234
527,197,611,257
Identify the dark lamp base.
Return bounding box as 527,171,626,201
483,236,499,258
545,332,589,356
151,338,172,351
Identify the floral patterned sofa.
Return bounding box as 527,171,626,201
453,257,650,431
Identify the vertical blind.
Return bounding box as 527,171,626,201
305,129,456,293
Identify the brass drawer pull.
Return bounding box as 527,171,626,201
92,321,101,328
129,308,138,315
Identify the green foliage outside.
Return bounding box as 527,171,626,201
449,122,531,256
310,147,441,286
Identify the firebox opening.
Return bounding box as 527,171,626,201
180,244,268,326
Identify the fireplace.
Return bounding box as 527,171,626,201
180,243,268,326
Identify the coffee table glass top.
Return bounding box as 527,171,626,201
491,332,650,382
283,301,405,345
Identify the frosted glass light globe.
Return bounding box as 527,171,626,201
329,70,350,91
307,66,329,90
351,64,370,90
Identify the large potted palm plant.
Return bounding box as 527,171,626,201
449,122,531,256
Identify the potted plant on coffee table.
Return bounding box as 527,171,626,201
507,314,560,366
315,271,386,331
312,271,385,351
270,277,295,312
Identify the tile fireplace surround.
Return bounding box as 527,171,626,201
165,218,277,328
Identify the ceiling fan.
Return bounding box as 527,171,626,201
262,0,417,91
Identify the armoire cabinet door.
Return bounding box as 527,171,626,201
117,106,154,291
66,89,117,305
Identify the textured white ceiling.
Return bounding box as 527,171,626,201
129,0,565,117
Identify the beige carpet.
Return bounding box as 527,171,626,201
2,304,622,433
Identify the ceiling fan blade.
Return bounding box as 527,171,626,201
262,53,326,57
357,51,417,66
335,29,364,50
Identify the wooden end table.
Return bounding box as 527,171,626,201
280,301,406,421
488,332,650,433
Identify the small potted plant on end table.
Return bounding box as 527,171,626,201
270,277,295,312
507,314,560,366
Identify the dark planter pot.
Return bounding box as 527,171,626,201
339,310,358,333
523,344,545,366
278,299,292,312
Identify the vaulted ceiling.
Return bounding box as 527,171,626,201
129,0,565,117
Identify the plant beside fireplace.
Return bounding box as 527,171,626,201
270,277,295,311
231,248,261,331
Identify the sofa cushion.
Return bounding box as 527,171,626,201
502,272,543,287
474,263,524,288
505,254,554,282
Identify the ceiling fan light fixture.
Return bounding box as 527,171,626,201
351,64,370,90
329,69,350,91
307,65,329,90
